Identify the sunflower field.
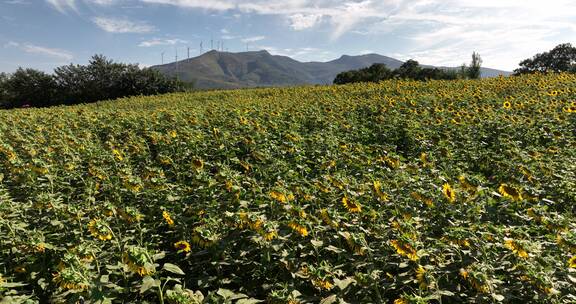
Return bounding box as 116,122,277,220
0,73,575,303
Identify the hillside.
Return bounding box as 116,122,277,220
1,74,575,303
151,50,511,89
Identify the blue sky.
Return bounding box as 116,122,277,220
1,0,575,73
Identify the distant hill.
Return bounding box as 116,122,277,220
151,50,511,89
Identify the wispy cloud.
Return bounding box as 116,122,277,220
45,0,77,13
92,17,156,33
241,36,265,43
138,38,187,47
5,41,74,60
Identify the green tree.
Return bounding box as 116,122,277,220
54,54,185,105
467,52,482,79
0,72,8,107
3,68,57,108
334,63,393,84
514,43,576,74
395,59,421,79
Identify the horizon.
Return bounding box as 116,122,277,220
1,0,575,73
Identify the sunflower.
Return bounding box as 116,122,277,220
504,239,528,258
269,190,288,203
568,256,576,268
123,246,155,276
112,149,124,161
416,265,428,289
192,158,203,170
319,209,339,228
87,219,113,241
390,240,418,261
162,210,175,226
312,278,334,291
442,183,456,203
288,222,308,237
503,101,512,109
373,181,389,202
174,241,191,253
263,230,278,241
498,184,522,201
342,197,361,213
53,268,90,290
394,298,409,304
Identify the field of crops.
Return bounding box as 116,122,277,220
0,73,575,303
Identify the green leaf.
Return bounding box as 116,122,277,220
217,288,235,299
1,282,28,288
140,276,159,294
333,277,355,290
163,263,185,275
320,295,338,304
311,239,324,247
492,294,505,302
236,299,264,304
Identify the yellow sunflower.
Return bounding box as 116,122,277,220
288,222,308,237
88,219,113,241
390,240,418,261
504,239,528,258
174,241,191,253
442,183,456,203
394,298,409,304
162,210,175,226
312,278,334,291
269,190,288,203
568,256,576,268
342,196,362,213
498,184,523,201
53,268,90,290
416,265,428,289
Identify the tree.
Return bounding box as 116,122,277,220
514,43,576,75
0,73,8,108
467,52,482,79
333,60,458,85
53,54,185,105
3,68,57,108
334,63,393,84
395,60,421,79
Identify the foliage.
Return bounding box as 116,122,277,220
514,43,576,75
54,55,186,106
334,60,458,85
1,68,58,108
467,52,482,79
0,55,187,109
0,73,8,108
1,73,576,303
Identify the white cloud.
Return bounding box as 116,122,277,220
288,13,323,30
139,0,389,39
87,0,120,5
5,41,73,60
93,17,156,33
38,0,576,69
139,38,188,47
241,36,265,43
376,0,576,70
45,0,76,13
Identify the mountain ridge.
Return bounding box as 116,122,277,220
151,50,512,89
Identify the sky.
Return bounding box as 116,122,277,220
1,0,575,73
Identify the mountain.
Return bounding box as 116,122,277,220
151,50,512,89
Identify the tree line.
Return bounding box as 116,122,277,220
333,43,576,85
334,52,483,84
0,55,187,109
